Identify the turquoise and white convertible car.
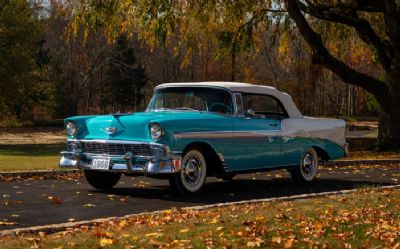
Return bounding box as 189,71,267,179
60,82,348,195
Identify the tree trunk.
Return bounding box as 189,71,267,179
378,68,400,149
378,107,400,149
286,0,399,149
231,50,236,82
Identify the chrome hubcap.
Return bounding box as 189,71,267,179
182,155,202,186
301,153,315,177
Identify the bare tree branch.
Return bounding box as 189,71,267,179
297,1,393,72
355,0,386,12
300,0,386,13
287,0,389,105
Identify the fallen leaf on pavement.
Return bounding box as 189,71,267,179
83,204,95,207
119,197,128,202
0,221,17,226
49,196,62,205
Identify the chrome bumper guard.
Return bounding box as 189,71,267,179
59,151,181,174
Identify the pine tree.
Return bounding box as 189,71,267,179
104,34,147,113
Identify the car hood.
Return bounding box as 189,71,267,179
65,111,230,141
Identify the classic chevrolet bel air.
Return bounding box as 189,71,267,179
60,82,348,195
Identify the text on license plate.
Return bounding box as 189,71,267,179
91,158,110,170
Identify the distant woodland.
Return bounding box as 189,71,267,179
0,0,382,126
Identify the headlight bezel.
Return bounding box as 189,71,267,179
65,121,78,136
149,123,164,140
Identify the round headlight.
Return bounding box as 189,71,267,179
66,121,77,136
149,123,163,140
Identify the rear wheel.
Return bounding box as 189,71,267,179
290,148,318,184
169,148,207,196
84,170,121,190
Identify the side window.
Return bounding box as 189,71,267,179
242,93,288,120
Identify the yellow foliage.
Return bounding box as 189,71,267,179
278,32,290,63
99,237,114,247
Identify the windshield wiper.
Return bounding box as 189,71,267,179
152,108,173,111
151,107,199,112
174,107,199,111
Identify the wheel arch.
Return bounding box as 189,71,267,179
182,141,225,176
311,145,330,161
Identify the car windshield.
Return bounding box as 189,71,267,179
147,87,234,115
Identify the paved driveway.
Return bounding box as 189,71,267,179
0,164,399,230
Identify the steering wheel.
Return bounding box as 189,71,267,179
208,102,232,114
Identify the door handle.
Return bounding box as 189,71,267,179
269,124,279,127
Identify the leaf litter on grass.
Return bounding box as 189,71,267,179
0,188,399,248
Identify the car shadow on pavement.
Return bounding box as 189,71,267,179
96,177,393,205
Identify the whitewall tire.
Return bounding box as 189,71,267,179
169,148,207,195
290,148,318,184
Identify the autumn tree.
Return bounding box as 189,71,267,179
0,0,44,121
106,1,397,147
56,0,396,147
286,1,400,147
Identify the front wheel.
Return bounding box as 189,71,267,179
169,148,207,196
84,170,121,190
290,148,319,184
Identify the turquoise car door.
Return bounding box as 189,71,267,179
229,93,287,171
231,117,281,170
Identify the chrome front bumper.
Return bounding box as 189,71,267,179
59,151,181,174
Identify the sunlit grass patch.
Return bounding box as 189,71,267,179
0,144,64,171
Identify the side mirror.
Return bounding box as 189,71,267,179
246,109,255,117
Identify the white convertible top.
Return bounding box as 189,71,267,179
156,82,303,118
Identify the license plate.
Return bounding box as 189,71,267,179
91,157,110,170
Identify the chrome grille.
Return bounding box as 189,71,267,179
79,141,152,156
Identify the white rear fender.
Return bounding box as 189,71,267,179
281,117,346,147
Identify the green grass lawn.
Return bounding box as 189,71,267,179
0,144,64,171
0,187,398,248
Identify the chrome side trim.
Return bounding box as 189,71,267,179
173,130,281,139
